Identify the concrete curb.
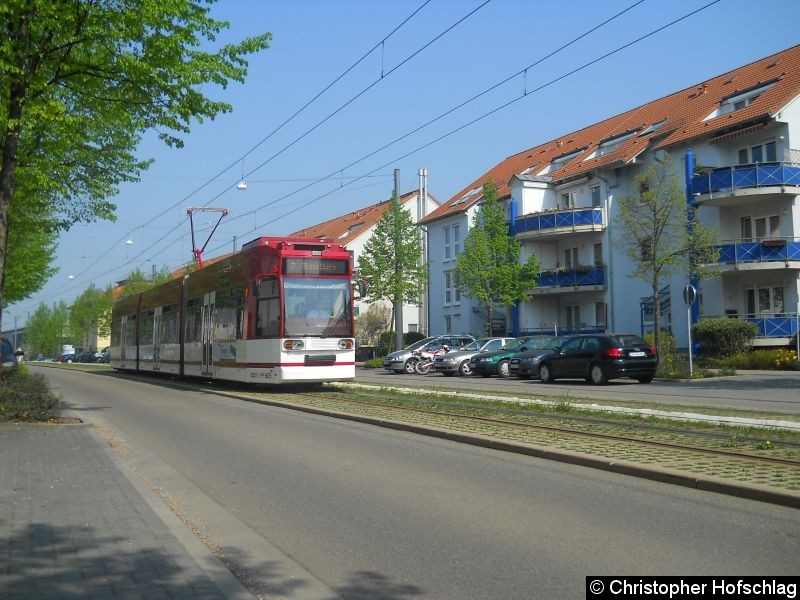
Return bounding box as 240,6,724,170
213,390,800,511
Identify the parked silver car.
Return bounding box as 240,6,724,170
383,335,475,374
432,337,516,376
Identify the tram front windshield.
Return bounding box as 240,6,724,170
283,278,353,337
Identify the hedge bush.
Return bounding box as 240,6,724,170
693,318,757,357
0,368,61,421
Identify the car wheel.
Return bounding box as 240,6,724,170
636,374,654,383
497,360,510,378
403,359,418,374
458,360,472,376
538,362,554,383
589,363,608,385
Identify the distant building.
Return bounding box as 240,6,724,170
422,45,800,347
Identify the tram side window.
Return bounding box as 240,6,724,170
162,304,179,344
215,286,245,341
111,317,122,346
124,314,136,345
185,299,203,343
140,310,155,345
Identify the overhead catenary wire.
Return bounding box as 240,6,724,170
63,0,434,288
181,0,725,265
131,0,651,270
21,0,721,308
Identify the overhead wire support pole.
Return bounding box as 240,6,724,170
187,207,229,268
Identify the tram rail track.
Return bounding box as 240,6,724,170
280,388,800,468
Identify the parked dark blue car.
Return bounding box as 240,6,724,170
1,337,16,368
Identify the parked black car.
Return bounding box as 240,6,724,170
536,334,658,385
508,336,563,379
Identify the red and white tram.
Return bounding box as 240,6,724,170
110,237,358,383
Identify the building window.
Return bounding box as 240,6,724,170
453,223,461,256
408,323,418,332
738,141,777,164
443,226,451,260
595,302,607,327
565,305,580,331
745,286,784,317
754,215,779,240
444,271,459,305
564,247,579,269
591,185,601,207
444,315,452,333
593,243,603,266
705,81,775,120
560,191,576,209
742,215,779,241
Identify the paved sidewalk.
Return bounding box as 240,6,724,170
0,423,254,600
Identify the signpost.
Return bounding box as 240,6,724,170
683,284,697,376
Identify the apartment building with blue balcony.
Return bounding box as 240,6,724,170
421,45,800,347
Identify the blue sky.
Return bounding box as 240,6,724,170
7,0,800,326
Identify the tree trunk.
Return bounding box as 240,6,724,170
486,303,493,336
652,280,660,354
0,88,24,335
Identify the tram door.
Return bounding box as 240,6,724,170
201,292,216,375
152,308,162,371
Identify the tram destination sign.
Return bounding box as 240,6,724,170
283,258,349,276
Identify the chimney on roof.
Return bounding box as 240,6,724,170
699,83,708,95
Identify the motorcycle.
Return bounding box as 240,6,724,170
412,345,449,375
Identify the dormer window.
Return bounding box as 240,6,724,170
453,186,482,206
703,81,776,121
540,149,584,174
338,223,364,239
639,119,666,136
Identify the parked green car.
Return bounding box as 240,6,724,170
469,336,556,378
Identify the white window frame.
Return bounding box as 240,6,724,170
564,247,579,269
565,304,581,331
443,226,451,260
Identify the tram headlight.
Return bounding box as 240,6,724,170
338,339,354,350
283,339,305,350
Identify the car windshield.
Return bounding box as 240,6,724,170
460,340,484,351
520,336,557,349
407,337,435,351
502,339,523,351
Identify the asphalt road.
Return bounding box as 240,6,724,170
357,367,800,416
37,367,800,599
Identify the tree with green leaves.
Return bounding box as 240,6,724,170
24,301,72,357
69,284,113,351
616,154,719,352
455,179,540,336
0,0,272,333
118,266,174,298
357,192,427,351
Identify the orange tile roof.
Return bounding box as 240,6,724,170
422,44,800,224
288,190,435,246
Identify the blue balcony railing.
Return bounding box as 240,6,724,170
691,162,800,196
516,207,603,235
700,314,798,339
715,238,800,264
537,266,605,288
